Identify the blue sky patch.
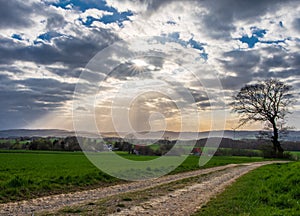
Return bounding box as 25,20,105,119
12,34,23,41
38,32,63,42
239,27,268,48
99,11,133,26
200,53,208,61
49,0,133,27
261,39,286,45
188,38,204,51
160,32,207,60
167,21,176,25
240,35,259,48
79,11,133,27
170,32,180,40
251,27,267,38
79,16,95,26
49,0,109,12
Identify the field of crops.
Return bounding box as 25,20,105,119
196,162,300,215
0,150,266,203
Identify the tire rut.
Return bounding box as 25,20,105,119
0,161,287,215
112,161,288,216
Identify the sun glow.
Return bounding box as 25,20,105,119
131,59,148,68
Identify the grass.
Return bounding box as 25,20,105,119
171,155,265,174
0,151,119,203
290,151,300,160
47,168,232,215
195,162,300,216
0,150,267,203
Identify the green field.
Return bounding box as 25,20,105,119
291,151,300,160
0,150,267,203
195,162,300,216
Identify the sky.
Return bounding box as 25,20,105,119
0,0,299,133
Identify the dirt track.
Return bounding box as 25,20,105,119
0,161,287,215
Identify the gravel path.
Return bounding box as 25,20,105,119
0,161,287,215
112,161,287,216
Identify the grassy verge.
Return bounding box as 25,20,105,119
0,150,267,203
42,168,237,215
171,155,266,174
195,162,300,216
290,151,300,160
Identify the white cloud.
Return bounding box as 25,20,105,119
105,0,148,13
79,8,113,22
0,0,299,130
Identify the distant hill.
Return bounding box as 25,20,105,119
0,129,299,141
0,129,75,138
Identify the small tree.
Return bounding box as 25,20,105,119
232,79,294,157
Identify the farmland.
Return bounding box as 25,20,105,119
195,162,300,215
0,150,267,203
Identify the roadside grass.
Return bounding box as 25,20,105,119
44,169,231,215
290,151,300,160
0,150,268,203
195,162,300,216
171,155,266,174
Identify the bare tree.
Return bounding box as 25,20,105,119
232,79,294,157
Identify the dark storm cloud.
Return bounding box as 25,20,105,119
0,1,34,29
0,74,17,92
221,50,260,73
170,85,217,110
0,91,47,129
47,67,83,78
52,31,118,68
268,69,300,79
255,47,300,79
0,0,299,130
262,54,290,68
290,52,300,68
0,37,22,64
221,76,253,90
0,92,64,130
0,0,70,30
198,0,299,39
219,46,300,91
0,75,76,129
0,37,58,65
17,78,75,96
219,50,260,89
1,76,75,110
0,0,119,70
0,28,118,69
191,91,209,105
293,18,300,32
46,13,68,30
128,0,174,11
144,56,164,69
131,0,298,39
0,65,24,75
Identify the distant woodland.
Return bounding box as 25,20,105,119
0,136,299,158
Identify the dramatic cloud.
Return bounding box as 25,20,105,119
0,0,299,131
0,1,35,29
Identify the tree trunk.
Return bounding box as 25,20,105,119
271,119,284,158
